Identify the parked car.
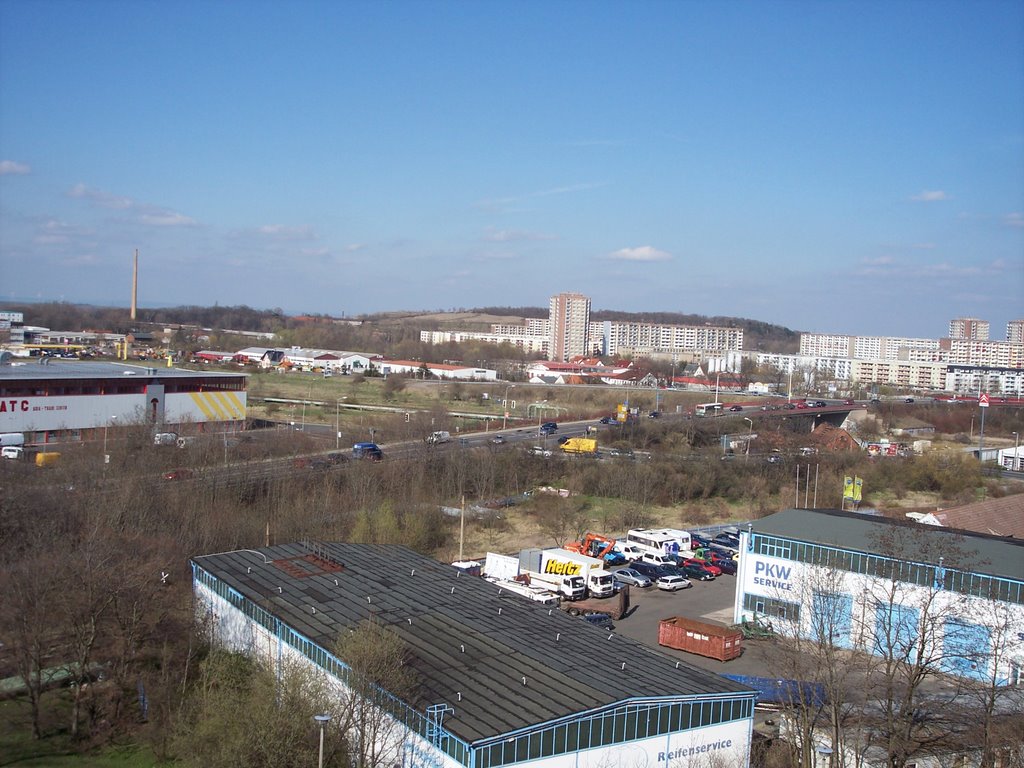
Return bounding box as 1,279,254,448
639,551,676,567
690,532,713,549
695,551,737,575
581,612,614,630
631,561,664,579
681,557,722,576
678,562,716,581
611,568,652,588
712,533,740,549
655,574,692,591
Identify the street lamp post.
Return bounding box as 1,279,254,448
1013,431,1020,472
314,713,331,768
743,417,753,461
502,384,516,430
103,415,117,468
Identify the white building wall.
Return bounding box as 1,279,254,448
194,582,463,768
733,543,1024,686
196,580,755,768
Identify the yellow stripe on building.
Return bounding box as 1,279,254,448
203,393,229,421
212,391,243,420
225,391,247,418
189,393,217,421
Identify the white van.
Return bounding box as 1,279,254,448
2,446,24,460
426,431,451,445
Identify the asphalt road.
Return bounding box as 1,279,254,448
609,572,777,678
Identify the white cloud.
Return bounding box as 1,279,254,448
255,224,314,239
138,211,196,227
1004,212,1024,228
608,246,671,262
910,190,950,202
345,243,365,252
68,182,195,227
0,160,30,175
474,181,608,212
69,182,133,209
483,229,557,242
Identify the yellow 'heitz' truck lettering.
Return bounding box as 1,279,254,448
544,560,582,576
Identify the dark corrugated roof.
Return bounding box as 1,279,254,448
750,508,1024,582
0,360,245,381
192,542,752,744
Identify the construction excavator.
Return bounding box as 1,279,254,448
566,532,626,566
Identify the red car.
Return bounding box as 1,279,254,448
682,558,722,577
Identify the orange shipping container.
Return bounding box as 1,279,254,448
658,616,743,662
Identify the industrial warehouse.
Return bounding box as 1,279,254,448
192,542,759,768
734,508,1024,686
0,358,247,445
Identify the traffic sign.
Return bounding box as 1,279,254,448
979,393,990,408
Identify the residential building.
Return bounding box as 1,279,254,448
548,292,591,362
419,329,550,356
1006,319,1024,344
941,339,1024,368
949,317,990,341
595,321,743,357
800,333,939,361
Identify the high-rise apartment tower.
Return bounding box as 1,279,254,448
948,317,990,341
548,292,591,362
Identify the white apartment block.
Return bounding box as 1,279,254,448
548,292,592,361
801,333,939,360
944,366,1024,397
849,359,948,391
948,317,990,340
1007,319,1024,344
419,330,550,356
595,321,744,357
941,339,1024,368
490,320,550,337
751,352,853,379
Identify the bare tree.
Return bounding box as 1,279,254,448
333,619,420,768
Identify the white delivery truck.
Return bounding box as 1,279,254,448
517,548,586,600
520,548,615,599
485,578,560,606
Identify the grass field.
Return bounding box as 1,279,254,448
239,368,718,426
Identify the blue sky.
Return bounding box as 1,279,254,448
1,0,1022,338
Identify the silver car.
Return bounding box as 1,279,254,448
656,574,692,591
612,568,652,588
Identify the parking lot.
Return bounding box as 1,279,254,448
609,572,775,677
